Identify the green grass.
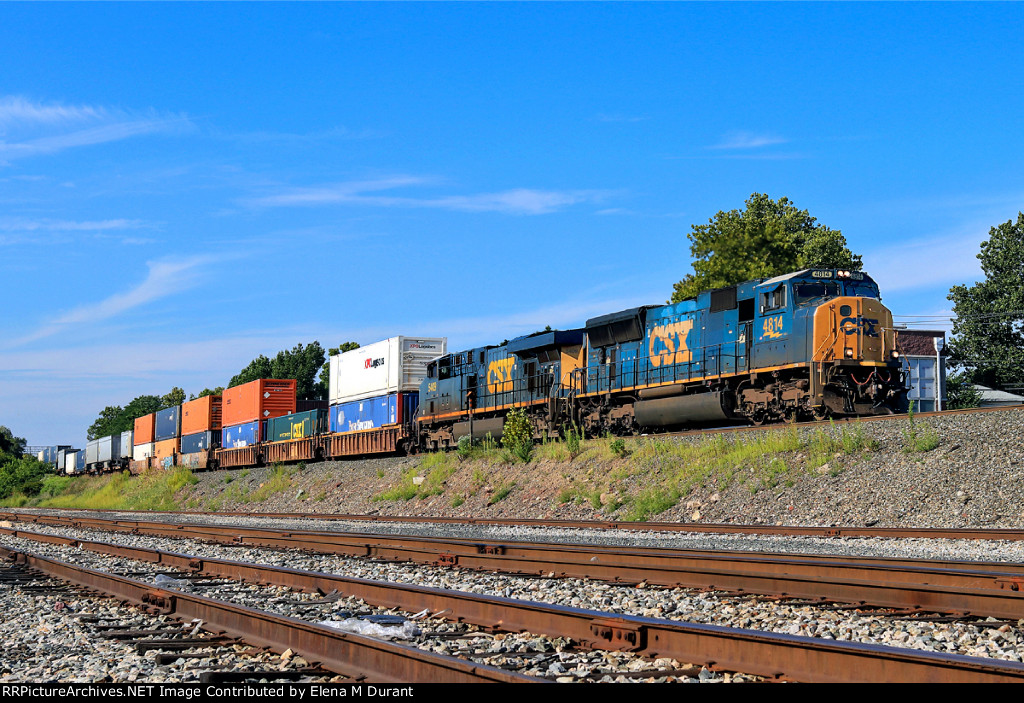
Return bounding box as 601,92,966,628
487,481,515,505
620,487,680,521
35,467,199,512
248,464,297,502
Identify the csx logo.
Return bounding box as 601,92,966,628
649,320,694,367
364,357,385,369
839,317,880,337
487,357,515,394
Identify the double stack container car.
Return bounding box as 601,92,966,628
219,379,298,467
179,395,222,469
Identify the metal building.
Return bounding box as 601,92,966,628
898,329,946,411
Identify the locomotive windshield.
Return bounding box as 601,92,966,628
844,280,880,299
793,281,840,306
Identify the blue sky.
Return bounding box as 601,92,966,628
2,3,1021,447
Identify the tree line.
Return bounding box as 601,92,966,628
87,341,360,440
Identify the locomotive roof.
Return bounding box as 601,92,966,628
757,268,876,288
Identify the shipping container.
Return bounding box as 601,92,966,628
134,414,156,445
133,443,155,461
85,439,100,467
329,393,418,434
181,395,222,435
97,434,121,465
265,409,328,443
329,337,446,405
222,420,262,448
57,448,70,471
181,430,220,454
155,405,181,441
76,451,86,473
154,437,179,461
222,379,297,427
64,451,79,475
119,431,134,459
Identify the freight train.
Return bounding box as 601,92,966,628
42,268,907,474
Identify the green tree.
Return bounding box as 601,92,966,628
229,354,273,389
947,212,1024,389
671,193,862,303
87,406,125,441
0,426,26,456
945,372,983,410
319,341,360,398
190,387,225,401
160,386,186,409
121,395,162,427
270,342,326,400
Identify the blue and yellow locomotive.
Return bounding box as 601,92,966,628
417,269,905,446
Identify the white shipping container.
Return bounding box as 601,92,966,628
133,443,155,461
86,439,100,466
64,451,78,474
119,430,134,459
329,336,446,405
98,435,121,464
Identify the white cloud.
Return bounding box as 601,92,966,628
863,227,985,293
708,131,787,150
247,177,609,215
0,217,148,233
0,95,193,163
7,255,218,347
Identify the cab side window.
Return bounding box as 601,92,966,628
761,285,787,312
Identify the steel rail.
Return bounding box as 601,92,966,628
11,505,1024,542
0,545,537,683
6,516,1024,620
5,527,1024,683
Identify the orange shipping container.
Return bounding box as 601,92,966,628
154,437,179,460
182,395,223,435
222,379,297,427
134,414,156,445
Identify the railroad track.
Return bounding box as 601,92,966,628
6,512,1024,620
5,526,1024,683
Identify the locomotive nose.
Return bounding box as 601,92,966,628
813,297,895,364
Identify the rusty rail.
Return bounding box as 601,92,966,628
6,516,1024,620
5,527,1024,683
0,544,537,683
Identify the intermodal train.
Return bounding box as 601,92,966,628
43,268,907,474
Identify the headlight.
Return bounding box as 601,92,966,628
845,348,854,358
891,350,900,359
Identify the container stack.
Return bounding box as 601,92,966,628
181,395,222,454
133,413,156,461
154,405,181,467
221,379,297,448
97,434,121,471
328,336,446,434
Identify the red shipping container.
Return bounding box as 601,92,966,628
222,379,297,427
182,395,223,435
134,414,155,445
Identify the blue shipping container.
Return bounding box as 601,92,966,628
155,405,181,441
181,430,221,454
329,393,417,434
222,421,262,448
76,451,86,472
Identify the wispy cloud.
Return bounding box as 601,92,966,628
7,255,219,347
246,176,610,215
0,217,148,233
708,131,788,150
864,227,985,293
0,95,193,163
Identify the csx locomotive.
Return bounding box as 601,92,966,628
49,267,908,474
417,268,905,448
